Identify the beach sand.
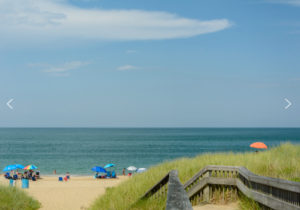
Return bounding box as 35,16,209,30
193,203,238,210
0,175,128,210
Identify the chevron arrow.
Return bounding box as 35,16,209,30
284,98,292,110
6,99,14,110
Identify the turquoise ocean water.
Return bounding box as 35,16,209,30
0,128,299,175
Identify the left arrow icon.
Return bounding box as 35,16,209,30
6,99,14,110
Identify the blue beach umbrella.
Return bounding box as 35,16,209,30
15,164,25,169
3,165,17,172
91,166,106,173
104,164,115,169
137,168,147,173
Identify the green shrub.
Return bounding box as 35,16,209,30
0,185,41,210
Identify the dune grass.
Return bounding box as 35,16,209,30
0,184,41,210
90,143,300,210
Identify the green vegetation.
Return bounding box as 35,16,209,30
0,184,40,210
238,192,261,210
90,143,300,210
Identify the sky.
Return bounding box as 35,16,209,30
0,0,300,127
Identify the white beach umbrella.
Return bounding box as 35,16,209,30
137,168,147,173
127,166,137,171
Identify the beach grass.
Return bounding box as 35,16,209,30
90,143,300,210
0,184,41,210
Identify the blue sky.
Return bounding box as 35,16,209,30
0,0,300,127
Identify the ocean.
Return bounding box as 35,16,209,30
0,128,299,175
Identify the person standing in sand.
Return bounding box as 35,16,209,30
66,172,70,179
122,168,126,176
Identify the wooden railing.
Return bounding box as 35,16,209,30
140,166,300,210
140,171,170,200
184,165,239,205
165,170,192,210
184,165,300,210
140,170,192,210
237,167,300,210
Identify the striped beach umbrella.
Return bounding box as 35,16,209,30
24,164,38,170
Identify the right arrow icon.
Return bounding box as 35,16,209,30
284,98,292,110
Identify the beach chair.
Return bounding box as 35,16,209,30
106,171,111,178
64,176,68,181
4,173,10,179
112,171,116,178
32,176,36,181
58,177,63,181
36,171,40,179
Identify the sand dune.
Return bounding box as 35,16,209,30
0,175,128,210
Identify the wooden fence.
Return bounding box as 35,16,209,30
140,165,300,210
184,165,300,210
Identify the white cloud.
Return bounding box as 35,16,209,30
267,0,300,6
44,61,88,73
0,0,232,42
29,61,89,76
117,65,138,71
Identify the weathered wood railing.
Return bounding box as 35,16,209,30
184,165,239,205
237,167,300,210
140,166,300,210
165,170,192,210
140,170,192,210
141,170,170,200
184,165,300,210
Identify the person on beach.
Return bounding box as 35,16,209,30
29,170,33,178
122,168,126,176
24,171,28,179
53,169,56,174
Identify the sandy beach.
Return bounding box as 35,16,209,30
0,175,128,210
193,203,238,210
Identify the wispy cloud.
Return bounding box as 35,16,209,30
267,0,300,6
117,65,138,71
126,50,137,54
0,0,232,42
30,61,89,76
44,61,88,73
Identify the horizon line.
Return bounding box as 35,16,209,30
0,126,299,129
